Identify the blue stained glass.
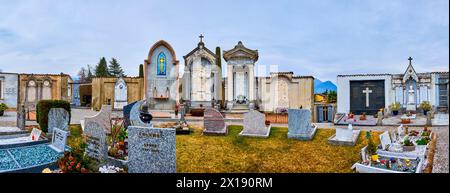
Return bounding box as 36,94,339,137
157,52,167,76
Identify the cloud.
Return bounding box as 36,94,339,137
0,0,448,81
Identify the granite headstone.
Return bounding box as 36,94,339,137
287,109,317,140
128,126,176,173
203,108,227,135
48,108,70,133
84,121,108,162
239,110,271,138
84,105,112,134
123,101,138,129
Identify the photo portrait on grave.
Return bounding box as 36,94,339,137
0,1,448,192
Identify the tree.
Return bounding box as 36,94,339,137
139,64,144,78
215,47,221,69
95,57,109,77
326,90,337,103
77,67,87,83
108,58,125,77
87,64,94,81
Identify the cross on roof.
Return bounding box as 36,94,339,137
199,34,204,42
408,57,413,65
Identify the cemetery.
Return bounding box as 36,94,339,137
0,38,447,174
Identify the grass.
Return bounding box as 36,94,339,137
66,124,382,173
177,125,381,173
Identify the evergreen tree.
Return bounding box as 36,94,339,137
139,64,144,78
95,57,109,77
108,58,125,77
215,47,221,68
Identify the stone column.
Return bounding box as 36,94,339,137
17,104,26,130
227,65,233,109
248,65,255,109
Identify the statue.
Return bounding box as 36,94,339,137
407,85,415,104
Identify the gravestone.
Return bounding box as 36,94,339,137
123,101,138,129
426,113,432,126
239,110,271,138
16,104,26,130
328,124,361,146
287,109,317,140
48,108,70,133
84,105,112,134
128,126,176,173
30,128,42,141
114,77,128,110
129,100,153,127
379,131,392,151
49,128,68,153
376,111,383,126
84,121,108,162
203,108,227,135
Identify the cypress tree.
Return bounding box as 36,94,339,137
139,64,144,78
215,47,221,69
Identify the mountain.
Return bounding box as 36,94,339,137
314,79,337,94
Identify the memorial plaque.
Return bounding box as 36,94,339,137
30,128,42,141
128,126,176,173
49,128,68,153
203,108,227,135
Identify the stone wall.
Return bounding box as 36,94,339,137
91,77,144,111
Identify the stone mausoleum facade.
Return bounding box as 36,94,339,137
0,72,19,109
337,58,449,115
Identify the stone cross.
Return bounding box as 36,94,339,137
362,87,373,107
408,57,413,65
199,34,204,42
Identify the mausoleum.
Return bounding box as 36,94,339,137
337,57,449,114
0,72,19,109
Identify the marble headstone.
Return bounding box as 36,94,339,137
84,105,112,134
203,108,227,135
128,126,176,173
379,131,392,151
84,121,108,162
48,108,70,133
328,124,361,146
239,110,271,138
49,128,68,153
114,77,128,110
123,101,138,129
30,128,42,141
287,109,317,140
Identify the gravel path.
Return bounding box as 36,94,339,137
431,127,449,173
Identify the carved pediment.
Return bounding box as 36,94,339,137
223,41,258,62
403,60,418,83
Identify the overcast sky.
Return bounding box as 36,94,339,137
0,0,448,83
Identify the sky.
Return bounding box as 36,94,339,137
0,0,448,83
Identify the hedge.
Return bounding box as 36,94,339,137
36,100,71,133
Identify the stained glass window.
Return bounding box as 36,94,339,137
157,52,167,76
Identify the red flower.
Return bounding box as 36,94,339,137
68,166,72,171
70,161,75,166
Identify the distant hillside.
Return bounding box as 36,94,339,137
314,79,337,94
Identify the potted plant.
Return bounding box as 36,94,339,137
389,102,400,116
402,138,415,152
0,103,8,116
360,112,367,121
365,131,378,162
419,101,432,115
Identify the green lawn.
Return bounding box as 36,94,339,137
177,125,380,173
68,124,381,173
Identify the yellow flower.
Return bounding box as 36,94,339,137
42,168,52,173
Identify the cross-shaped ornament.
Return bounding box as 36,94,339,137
199,34,204,42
